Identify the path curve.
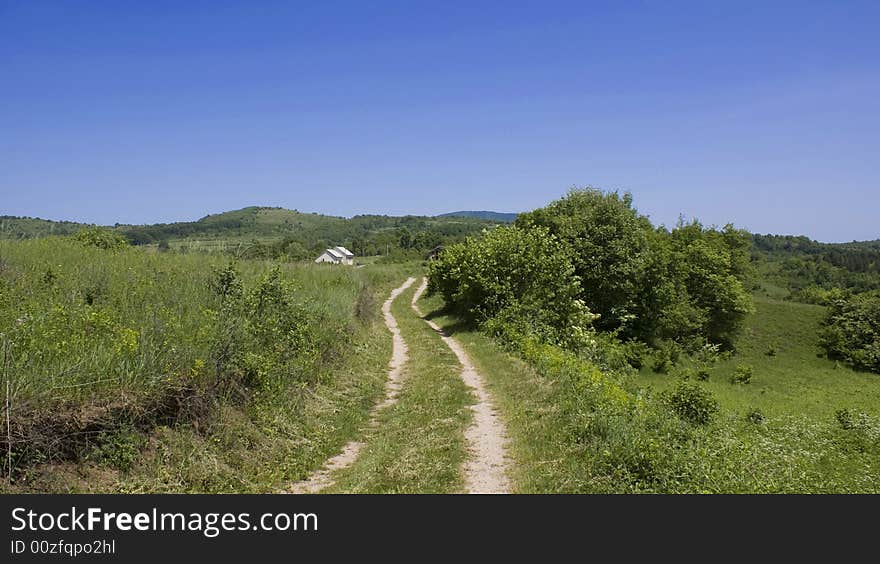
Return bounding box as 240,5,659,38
412,277,511,494
286,277,416,494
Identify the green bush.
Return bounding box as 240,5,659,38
428,224,594,343
731,365,753,384
514,189,753,348
820,291,880,373
73,227,128,250
621,340,649,369
745,407,765,424
665,381,719,425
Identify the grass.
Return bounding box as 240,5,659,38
639,296,880,419
0,236,419,492
418,293,575,493
326,281,473,493
422,292,880,493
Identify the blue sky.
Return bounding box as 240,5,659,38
1,1,878,241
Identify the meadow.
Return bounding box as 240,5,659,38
0,235,416,491
2,194,878,493
638,296,880,419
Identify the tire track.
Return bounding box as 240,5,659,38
411,277,511,494
286,276,416,494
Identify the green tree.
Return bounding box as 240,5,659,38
515,188,651,333
820,291,880,373
427,225,592,341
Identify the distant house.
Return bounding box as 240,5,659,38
427,245,444,260
315,246,355,265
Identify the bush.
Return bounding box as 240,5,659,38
515,188,753,348
745,407,765,424
73,227,128,250
428,225,595,343
731,365,753,384
621,340,649,369
820,291,880,373
666,381,719,425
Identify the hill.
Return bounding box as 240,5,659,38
0,206,505,259
751,233,880,299
0,215,90,239
436,211,518,222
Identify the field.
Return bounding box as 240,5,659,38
2,216,878,493
639,296,880,419
0,235,419,492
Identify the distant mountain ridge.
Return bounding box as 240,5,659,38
436,210,518,222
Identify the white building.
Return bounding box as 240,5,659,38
315,246,355,265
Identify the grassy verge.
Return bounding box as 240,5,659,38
326,282,473,493
420,294,880,493
420,292,585,493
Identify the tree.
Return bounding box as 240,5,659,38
515,188,651,333
427,225,592,341
820,291,880,373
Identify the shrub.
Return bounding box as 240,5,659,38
745,407,765,424
696,368,711,381
73,227,128,250
428,225,594,343
820,291,880,373
621,340,649,369
836,408,856,430
666,381,718,425
731,365,753,384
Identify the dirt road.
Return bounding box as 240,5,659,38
412,277,511,494
286,276,416,494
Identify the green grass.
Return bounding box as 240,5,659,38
639,296,880,419
423,293,880,493
326,281,473,493
417,293,575,493
0,237,418,492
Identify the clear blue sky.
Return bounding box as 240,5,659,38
2,1,878,242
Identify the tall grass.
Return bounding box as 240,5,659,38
0,237,417,487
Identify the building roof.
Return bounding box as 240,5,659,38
334,246,354,257
325,248,344,259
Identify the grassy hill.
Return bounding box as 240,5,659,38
639,296,880,418
0,215,89,239
0,206,504,259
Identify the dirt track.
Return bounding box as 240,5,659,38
412,277,511,494
286,277,416,494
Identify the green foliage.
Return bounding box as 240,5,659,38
428,225,594,344
516,188,753,348
621,340,649,369
730,364,753,384
745,407,765,424
91,429,147,472
665,381,719,425
0,237,388,484
516,189,650,333
834,409,880,453
753,234,880,301
820,291,880,373
73,227,128,250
